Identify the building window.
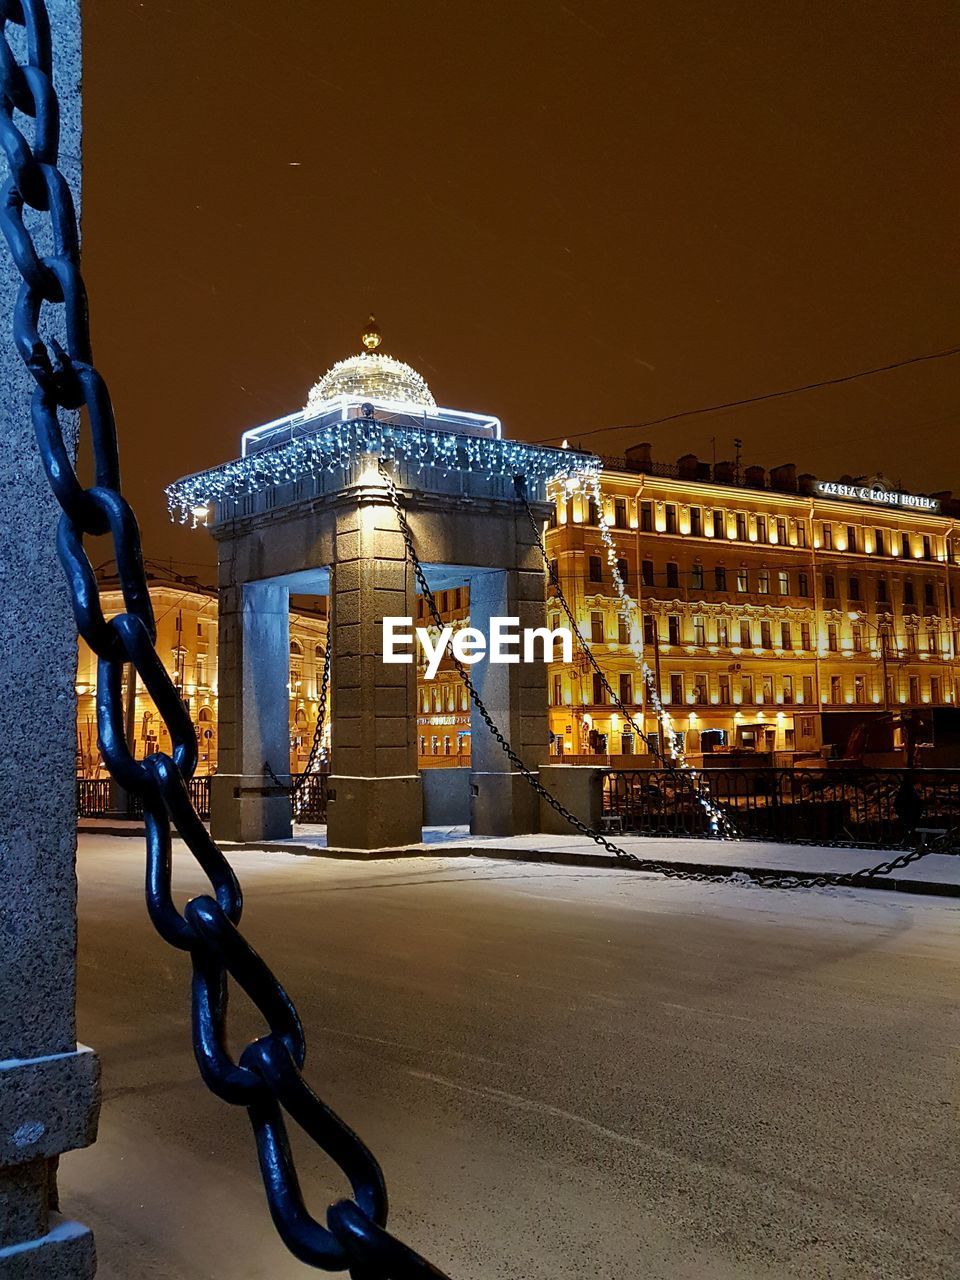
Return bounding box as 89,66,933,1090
802,675,814,703
548,503,558,528
666,562,679,588
823,574,837,599
901,533,911,558
552,675,562,705
848,575,860,601
903,579,915,607
693,615,706,646
715,565,727,591
735,512,747,540
847,525,858,553
641,559,654,586
852,623,863,652
613,497,628,528
757,569,770,594
923,535,933,560
777,570,789,595
586,497,598,525
782,675,794,704
874,528,885,555
909,675,920,704
739,619,751,647
590,611,604,643
589,555,602,583
617,614,629,645
759,620,772,648
854,674,866,704
830,675,842,703
757,515,767,542
796,572,809,598
718,618,729,646
800,622,811,649
593,673,606,705
822,524,833,550
617,558,629,586
669,673,683,704
548,558,559,583
931,676,942,703
797,522,807,548
924,580,935,608
736,568,749,592
694,674,708,705
927,626,938,654
690,507,702,537
906,627,918,655
718,674,730,703
780,621,792,649
668,615,681,644
827,623,838,652
776,517,787,544
640,501,653,532
619,673,633,703
665,504,678,534
762,675,774,703
741,674,754,703
712,510,725,538
691,563,704,590
877,577,888,604
643,613,656,644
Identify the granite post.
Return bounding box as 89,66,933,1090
0,4,101,1275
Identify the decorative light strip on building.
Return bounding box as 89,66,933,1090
556,471,735,838
166,420,599,524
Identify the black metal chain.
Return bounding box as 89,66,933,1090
0,4,450,1273
382,465,947,891
513,477,738,840
265,627,331,818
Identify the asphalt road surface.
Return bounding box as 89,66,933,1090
62,837,959,1280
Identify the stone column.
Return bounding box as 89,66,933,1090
468,567,549,836
211,581,292,843
0,3,100,1275
325,492,422,849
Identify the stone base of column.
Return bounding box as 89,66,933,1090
537,764,605,834
210,775,292,844
0,1216,96,1279
326,774,422,849
470,771,541,836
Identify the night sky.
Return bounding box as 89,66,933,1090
83,1,959,578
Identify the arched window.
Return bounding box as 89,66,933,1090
295,708,307,728
315,643,324,659
289,639,303,656
198,706,213,723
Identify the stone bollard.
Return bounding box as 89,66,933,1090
537,764,606,834
0,3,101,1275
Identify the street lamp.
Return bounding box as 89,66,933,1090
847,612,893,710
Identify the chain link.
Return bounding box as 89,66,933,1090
265,627,331,818
0,4,451,1272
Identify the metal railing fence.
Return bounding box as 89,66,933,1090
603,767,960,847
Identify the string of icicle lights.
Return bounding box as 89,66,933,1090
557,471,736,839
165,419,598,523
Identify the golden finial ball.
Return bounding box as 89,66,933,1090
361,315,382,352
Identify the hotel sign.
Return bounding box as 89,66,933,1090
813,480,939,513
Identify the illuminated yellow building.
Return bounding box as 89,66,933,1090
75,564,328,777
543,444,960,762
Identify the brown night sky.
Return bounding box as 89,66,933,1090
82,1,959,578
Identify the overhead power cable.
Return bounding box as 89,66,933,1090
532,343,960,445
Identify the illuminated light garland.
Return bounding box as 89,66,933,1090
555,471,735,839
306,351,436,415
166,420,599,524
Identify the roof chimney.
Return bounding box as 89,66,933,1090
770,463,798,493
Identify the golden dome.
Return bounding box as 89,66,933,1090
305,317,436,414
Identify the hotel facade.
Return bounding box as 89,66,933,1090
544,444,960,761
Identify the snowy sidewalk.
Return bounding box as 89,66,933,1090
224,824,960,896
